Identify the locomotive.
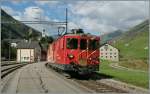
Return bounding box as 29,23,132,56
47,29,100,75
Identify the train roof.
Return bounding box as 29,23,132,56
51,29,100,42
17,41,40,49
64,33,100,38
51,33,99,42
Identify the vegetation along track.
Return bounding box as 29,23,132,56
46,63,127,93
1,62,28,79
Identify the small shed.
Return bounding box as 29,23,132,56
16,41,41,63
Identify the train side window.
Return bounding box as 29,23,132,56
80,39,87,50
88,39,99,50
67,38,78,49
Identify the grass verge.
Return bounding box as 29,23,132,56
99,60,149,89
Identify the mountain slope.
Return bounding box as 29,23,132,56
101,30,123,44
1,9,41,40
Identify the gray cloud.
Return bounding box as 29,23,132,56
69,1,149,34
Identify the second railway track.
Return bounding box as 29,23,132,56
1,62,28,79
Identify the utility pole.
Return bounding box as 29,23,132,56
9,31,11,61
66,8,68,34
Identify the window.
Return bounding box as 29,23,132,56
105,53,107,55
88,40,99,50
101,49,103,51
101,56,103,58
104,45,108,50
67,38,78,49
114,53,116,55
106,56,107,58
101,53,103,55
80,39,87,50
110,53,112,55
110,56,112,58
22,57,30,60
26,57,29,60
110,49,112,51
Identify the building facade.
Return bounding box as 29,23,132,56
100,44,119,61
17,41,41,63
17,49,34,62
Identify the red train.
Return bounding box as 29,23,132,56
47,29,100,75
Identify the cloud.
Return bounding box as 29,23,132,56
21,6,53,32
79,17,117,34
23,6,44,20
68,22,79,30
34,1,59,6
69,1,149,34
10,0,27,5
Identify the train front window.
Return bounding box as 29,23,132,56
88,40,99,50
80,39,87,50
67,38,78,49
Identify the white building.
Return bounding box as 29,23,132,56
100,44,119,61
17,49,34,62
17,41,41,63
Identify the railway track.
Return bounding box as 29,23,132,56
46,63,128,93
73,79,127,93
1,62,28,79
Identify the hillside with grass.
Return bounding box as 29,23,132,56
112,20,149,70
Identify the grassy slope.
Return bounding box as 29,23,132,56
114,31,149,60
99,60,149,89
112,20,149,70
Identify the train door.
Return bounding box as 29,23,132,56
59,37,65,64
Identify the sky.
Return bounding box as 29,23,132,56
1,0,149,36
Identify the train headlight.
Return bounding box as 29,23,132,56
67,54,74,59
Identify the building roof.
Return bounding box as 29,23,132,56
100,43,119,50
17,41,40,49
2,39,25,43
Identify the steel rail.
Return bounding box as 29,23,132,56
1,63,28,79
